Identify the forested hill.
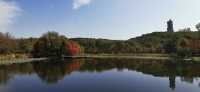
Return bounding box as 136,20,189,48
71,38,124,53
0,31,200,57
71,31,200,55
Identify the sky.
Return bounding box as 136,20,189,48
0,0,200,40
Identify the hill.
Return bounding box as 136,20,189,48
71,31,200,56
0,31,199,58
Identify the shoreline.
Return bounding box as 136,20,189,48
64,54,199,62
0,58,47,65
63,55,171,60
0,54,199,65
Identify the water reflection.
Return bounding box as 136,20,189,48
32,59,83,84
0,58,200,91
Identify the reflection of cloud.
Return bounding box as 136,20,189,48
73,0,92,10
0,0,20,32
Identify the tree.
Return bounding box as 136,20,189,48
163,38,177,54
32,31,68,57
178,28,191,32
197,23,200,40
176,48,192,58
16,38,36,53
195,23,200,31
65,41,82,56
0,32,16,54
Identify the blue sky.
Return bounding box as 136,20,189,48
1,0,200,40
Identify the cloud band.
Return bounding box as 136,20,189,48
0,0,20,32
73,0,92,10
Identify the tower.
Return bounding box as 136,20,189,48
167,19,174,32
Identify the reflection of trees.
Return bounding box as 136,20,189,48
33,61,67,84
0,59,83,85
181,77,194,84
1,58,200,89
79,59,200,90
0,63,34,85
0,66,10,85
32,59,83,84
65,59,84,74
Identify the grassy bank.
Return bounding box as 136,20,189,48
0,54,28,61
64,53,171,60
83,53,170,57
67,54,200,61
1,53,199,63
192,57,200,62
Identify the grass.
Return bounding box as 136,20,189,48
0,54,27,61
192,57,200,62
0,53,198,62
66,53,171,60
84,53,169,57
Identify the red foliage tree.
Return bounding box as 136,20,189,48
65,41,81,56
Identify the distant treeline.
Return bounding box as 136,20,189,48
72,31,200,55
0,32,36,54
0,30,200,58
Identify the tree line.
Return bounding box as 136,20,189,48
72,31,200,57
0,27,199,58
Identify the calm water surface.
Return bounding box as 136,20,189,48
0,58,200,92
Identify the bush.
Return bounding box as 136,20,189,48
176,48,192,58
65,41,82,56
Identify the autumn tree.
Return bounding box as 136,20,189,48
0,32,16,54
65,41,82,56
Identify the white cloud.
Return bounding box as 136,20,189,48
0,0,20,32
73,0,92,10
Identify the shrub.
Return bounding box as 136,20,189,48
176,48,192,58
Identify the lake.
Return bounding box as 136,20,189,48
0,58,200,92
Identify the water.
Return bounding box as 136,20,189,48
0,58,200,92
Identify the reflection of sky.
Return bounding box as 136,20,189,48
0,86,7,92
0,69,200,92
6,0,200,40
176,77,200,92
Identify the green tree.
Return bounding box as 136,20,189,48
176,38,192,58
178,28,191,32
32,31,68,57
176,48,192,58
195,23,200,31
16,38,36,53
163,39,177,54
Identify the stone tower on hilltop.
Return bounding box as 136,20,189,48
167,19,174,32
